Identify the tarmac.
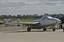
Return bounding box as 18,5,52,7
0,31,64,42
0,26,64,42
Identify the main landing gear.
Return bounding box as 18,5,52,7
43,28,46,31
52,28,55,32
27,27,31,32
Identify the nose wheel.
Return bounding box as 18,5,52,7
52,28,55,31
27,27,31,32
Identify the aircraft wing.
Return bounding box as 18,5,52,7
19,22,39,26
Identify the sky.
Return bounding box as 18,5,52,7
0,0,64,15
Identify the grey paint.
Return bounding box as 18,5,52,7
33,15,61,27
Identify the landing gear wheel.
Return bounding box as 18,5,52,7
52,28,55,31
17,24,20,26
27,27,31,32
43,28,46,31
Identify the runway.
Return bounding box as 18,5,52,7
0,26,63,42
0,32,64,42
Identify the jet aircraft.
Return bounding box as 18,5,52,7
19,15,61,32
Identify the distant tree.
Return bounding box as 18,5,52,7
16,15,21,19
8,15,12,19
1,15,8,19
0,15,4,20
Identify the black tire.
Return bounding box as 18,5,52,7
17,24,20,26
52,28,55,31
43,28,46,31
27,27,31,32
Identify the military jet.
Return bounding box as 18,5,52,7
19,15,61,32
